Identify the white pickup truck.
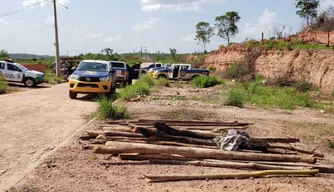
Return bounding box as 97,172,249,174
0,60,45,87
151,64,210,80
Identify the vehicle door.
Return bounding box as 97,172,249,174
179,65,190,80
5,63,24,82
172,65,180,79
168,65,174,79
0,62,5,80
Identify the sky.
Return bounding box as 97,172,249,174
0,0,334,56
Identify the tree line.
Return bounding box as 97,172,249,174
194,0,331,52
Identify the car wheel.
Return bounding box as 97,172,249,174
69,91,77,99
122,79,127,87
24,77,36,87
158,74,167,79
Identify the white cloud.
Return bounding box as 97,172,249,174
132,17,161,31
21,0,48,8
245,8,281,37
85,32,104,39
140,0,225,12
104,35,121,43
320,0,334,12
181,33,196,43
0,19,8,25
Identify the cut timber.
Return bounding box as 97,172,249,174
133,126,221,137
104,131,143,138
86,131,103,138
251,138,300,143
119,153,195,161
144,169,319,182
147,141,217,149
95,141,316,164
268,144,324,158
138,119,253,125
153,122,215,139
149,159,310,171
124,123,250,127
138,127,215,146
102,127,134,133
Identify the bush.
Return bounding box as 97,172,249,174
96,95,129,119
0,80,8,94
119,82,151,101
224,88,245,108
207,66,216,73
236,82,316,110
223,48,262,79
138,74,156,87
156,78,170,87
191,76,223,88
293,79,315,93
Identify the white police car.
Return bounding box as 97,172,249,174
0,59,45,87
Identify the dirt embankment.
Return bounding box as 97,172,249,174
204,43,334,94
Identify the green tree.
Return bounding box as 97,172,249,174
101,48,113,55
296,0,320,26
195,22,214,53
215,11,241,44
169,48,177,61
0,49,9,58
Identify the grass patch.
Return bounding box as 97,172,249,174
156,78,170,87
224,82,317,110
0,80,8,94
293,79,316,93
45,70,64,84
174,81,184,88
8,186,40,192
118,74,156,101
191,76,224,88
96,95,129,119
223,88,245,108
119,82,151,101
247,39,331,51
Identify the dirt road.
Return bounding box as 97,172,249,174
0,83,97,191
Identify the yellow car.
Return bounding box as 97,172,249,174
68,60,117,99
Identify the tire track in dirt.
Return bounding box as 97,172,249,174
0,83,97,191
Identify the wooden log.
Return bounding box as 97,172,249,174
144,169,319,182
79,134,94,140
95,141,316,164
149,159,310,171
102,127,134,133
207,160,334,174
268,144,324,158
86,131,104,138
137,127,215,146
104,131,143,138
119,153,194,161
133,126,221,136
125,122,250,127
138,119,253,125
153,122,215,139
146,141,217,149
251,138,300,143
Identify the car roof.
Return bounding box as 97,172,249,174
81,60,110,64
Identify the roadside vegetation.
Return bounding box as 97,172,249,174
247,40,331,51
0,80,8,94
95,95,129,120
45,69,65,84
191,76,224,88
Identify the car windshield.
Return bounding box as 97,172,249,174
15,63,29,72
111,62,125,68
77,62,109,72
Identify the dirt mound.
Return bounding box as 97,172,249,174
298,28,334,46
203,41,334,93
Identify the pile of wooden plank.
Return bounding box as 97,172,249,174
79,119,333,182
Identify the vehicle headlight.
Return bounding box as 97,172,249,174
100,76,110,82
70,74,79,80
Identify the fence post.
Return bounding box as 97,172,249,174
261,32,264,44
328,30,330,47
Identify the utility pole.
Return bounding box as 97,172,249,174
140,46,143,60
53,0,61,77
